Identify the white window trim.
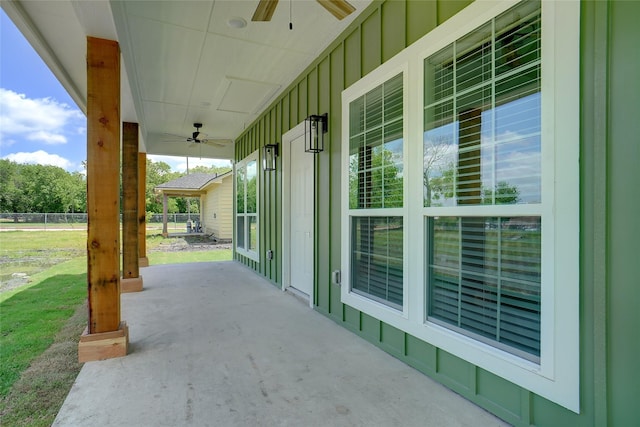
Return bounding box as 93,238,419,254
341,63,410,317
341,0,580,413
236,150,259,262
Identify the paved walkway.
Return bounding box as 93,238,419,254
53,262,508,427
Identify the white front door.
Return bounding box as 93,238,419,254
289,133,314,298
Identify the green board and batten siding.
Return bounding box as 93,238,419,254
234,1,640,425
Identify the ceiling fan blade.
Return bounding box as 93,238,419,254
161,132,186,140
203,139,233,147
252,0,279,21
316,0,356,20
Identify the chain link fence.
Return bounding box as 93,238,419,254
0,213,199,231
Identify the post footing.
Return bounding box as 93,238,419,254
78,321,129,362
121,276,143,293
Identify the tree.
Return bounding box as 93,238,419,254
190,164,231,175
0,160,86,214
68,171,87,212
423,135,454,207
425,162,456,206
145,159,180,213
349,147,403,209
424,159,520,206
0,159,29,216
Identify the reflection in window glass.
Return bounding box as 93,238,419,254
248,216,257,250
428,216,541,361
423,0,541,207
236,168,245,214
351,216,403,309
236,154,258,258
246,160,257,214
236,216,245,249
349,73,403,210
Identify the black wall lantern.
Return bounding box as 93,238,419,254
263,143,278,171
305,113,328,153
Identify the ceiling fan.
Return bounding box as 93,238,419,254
162,123,232,148
187,123,208,143
252,0,356,22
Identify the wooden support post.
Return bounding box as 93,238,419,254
81,36,128,362
162,193,168,237
138,152,149,267
121,122,143,293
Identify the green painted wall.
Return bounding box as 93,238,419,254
234,1,640,425
603,2,640,425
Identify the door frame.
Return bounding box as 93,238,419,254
281,122,314,307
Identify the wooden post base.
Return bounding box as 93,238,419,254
121,277,143,293
139,257,149,267
78,321,129,362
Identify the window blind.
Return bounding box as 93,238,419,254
348,73,404,309
425,0,543,361
349,73,403,210
423,0,542,208
351,216,403,309
428,216,541,360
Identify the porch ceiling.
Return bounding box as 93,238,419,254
2,0,372,160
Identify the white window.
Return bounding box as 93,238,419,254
342,0,579,412
424,0,542,363
348,72,405,310
236,151,259,261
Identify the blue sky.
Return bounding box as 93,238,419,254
0,10,230,173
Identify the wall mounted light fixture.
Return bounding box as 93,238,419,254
305,113,328,153
263,143,278,171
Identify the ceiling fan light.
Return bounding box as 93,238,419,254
227,17,247,29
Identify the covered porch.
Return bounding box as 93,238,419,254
53,261,506,426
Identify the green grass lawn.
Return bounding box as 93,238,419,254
0,258,87,396
0,230,232,426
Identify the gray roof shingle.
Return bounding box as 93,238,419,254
155,173,218,191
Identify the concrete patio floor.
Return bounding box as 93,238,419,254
53,261,508,427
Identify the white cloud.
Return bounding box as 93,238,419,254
28,130,67,144
148,155,232,173
3,150,74,170
0,88,84,146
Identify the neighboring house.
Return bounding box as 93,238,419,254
201,171,233,241
155,172,232,241
5,0,638,425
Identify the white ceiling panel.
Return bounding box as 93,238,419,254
190,32,310,111
218,77,280,114
124,1,213,32
142,101,188,135
127,14,206,105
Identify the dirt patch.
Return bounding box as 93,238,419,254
0,249,84,294
151,234,232,252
